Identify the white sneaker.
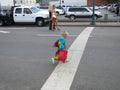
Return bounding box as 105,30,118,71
51,58,55,64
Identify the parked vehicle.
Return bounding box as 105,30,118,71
0,10,7,16
60,4,73,12
38,6,64,15
107,4,112,11
65,7,102,20
89,6,99,10
107,3,120,13
0,6,49,27
113,3,119,12
56,6,65,14
109,4,115,12
55,8,64,15
99,5,107,9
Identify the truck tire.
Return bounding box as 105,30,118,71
0,19,4,26
36,18,44,27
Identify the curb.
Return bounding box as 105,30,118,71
58,22,120,27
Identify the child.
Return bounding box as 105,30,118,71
51,31,69,64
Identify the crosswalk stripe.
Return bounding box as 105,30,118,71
40,27,94,90
0,30,10,34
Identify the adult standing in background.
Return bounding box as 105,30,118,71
48,5,53,30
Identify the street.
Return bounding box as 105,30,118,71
0,26,120,90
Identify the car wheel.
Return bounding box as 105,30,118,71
36,18,44,27
70,15,75,20
91,15,98,20
0,19,4,26
94,15,98,20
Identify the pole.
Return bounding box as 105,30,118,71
13,0,15,6
0,3,1,11
91,0,96,25
60,0,61,6
41,0,43,6
21,0,22,4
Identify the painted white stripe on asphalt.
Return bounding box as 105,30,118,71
37,34,78,37
0,30,10,34
40,27,94,90
0,28,25,30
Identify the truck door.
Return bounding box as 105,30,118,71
14,7,35,23
22,8,34,22
14,8,23,22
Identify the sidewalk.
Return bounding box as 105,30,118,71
58,22,120,27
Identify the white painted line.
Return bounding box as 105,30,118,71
0,30,10,34
37,34,77,37
0,27,25,30
40,27,94,90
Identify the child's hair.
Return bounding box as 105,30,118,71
61,31,69,36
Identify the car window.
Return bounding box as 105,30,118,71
24,8,32,14
80,8,89,12
15,8,22,14
69,8,79,12
40,7,48,9
76,8,80,11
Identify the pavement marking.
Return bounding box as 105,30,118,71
0,27,26,30
37,34,78,37
0,30,10,34
40,27,94,90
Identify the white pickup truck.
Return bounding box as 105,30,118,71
0,6,49,26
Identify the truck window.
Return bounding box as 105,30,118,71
24,8,32,14
15,8,22,14
31,7,40,13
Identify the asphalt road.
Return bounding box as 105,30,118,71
70,27,120,90
0,26,84,90
0,26,120,90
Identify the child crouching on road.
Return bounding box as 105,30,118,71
51,31,69,64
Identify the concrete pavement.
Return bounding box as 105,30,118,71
58,22,120,27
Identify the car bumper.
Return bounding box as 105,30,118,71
97,15,102,18
60,11,64,15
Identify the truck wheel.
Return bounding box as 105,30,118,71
0,20,4,26
36,18,44,27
